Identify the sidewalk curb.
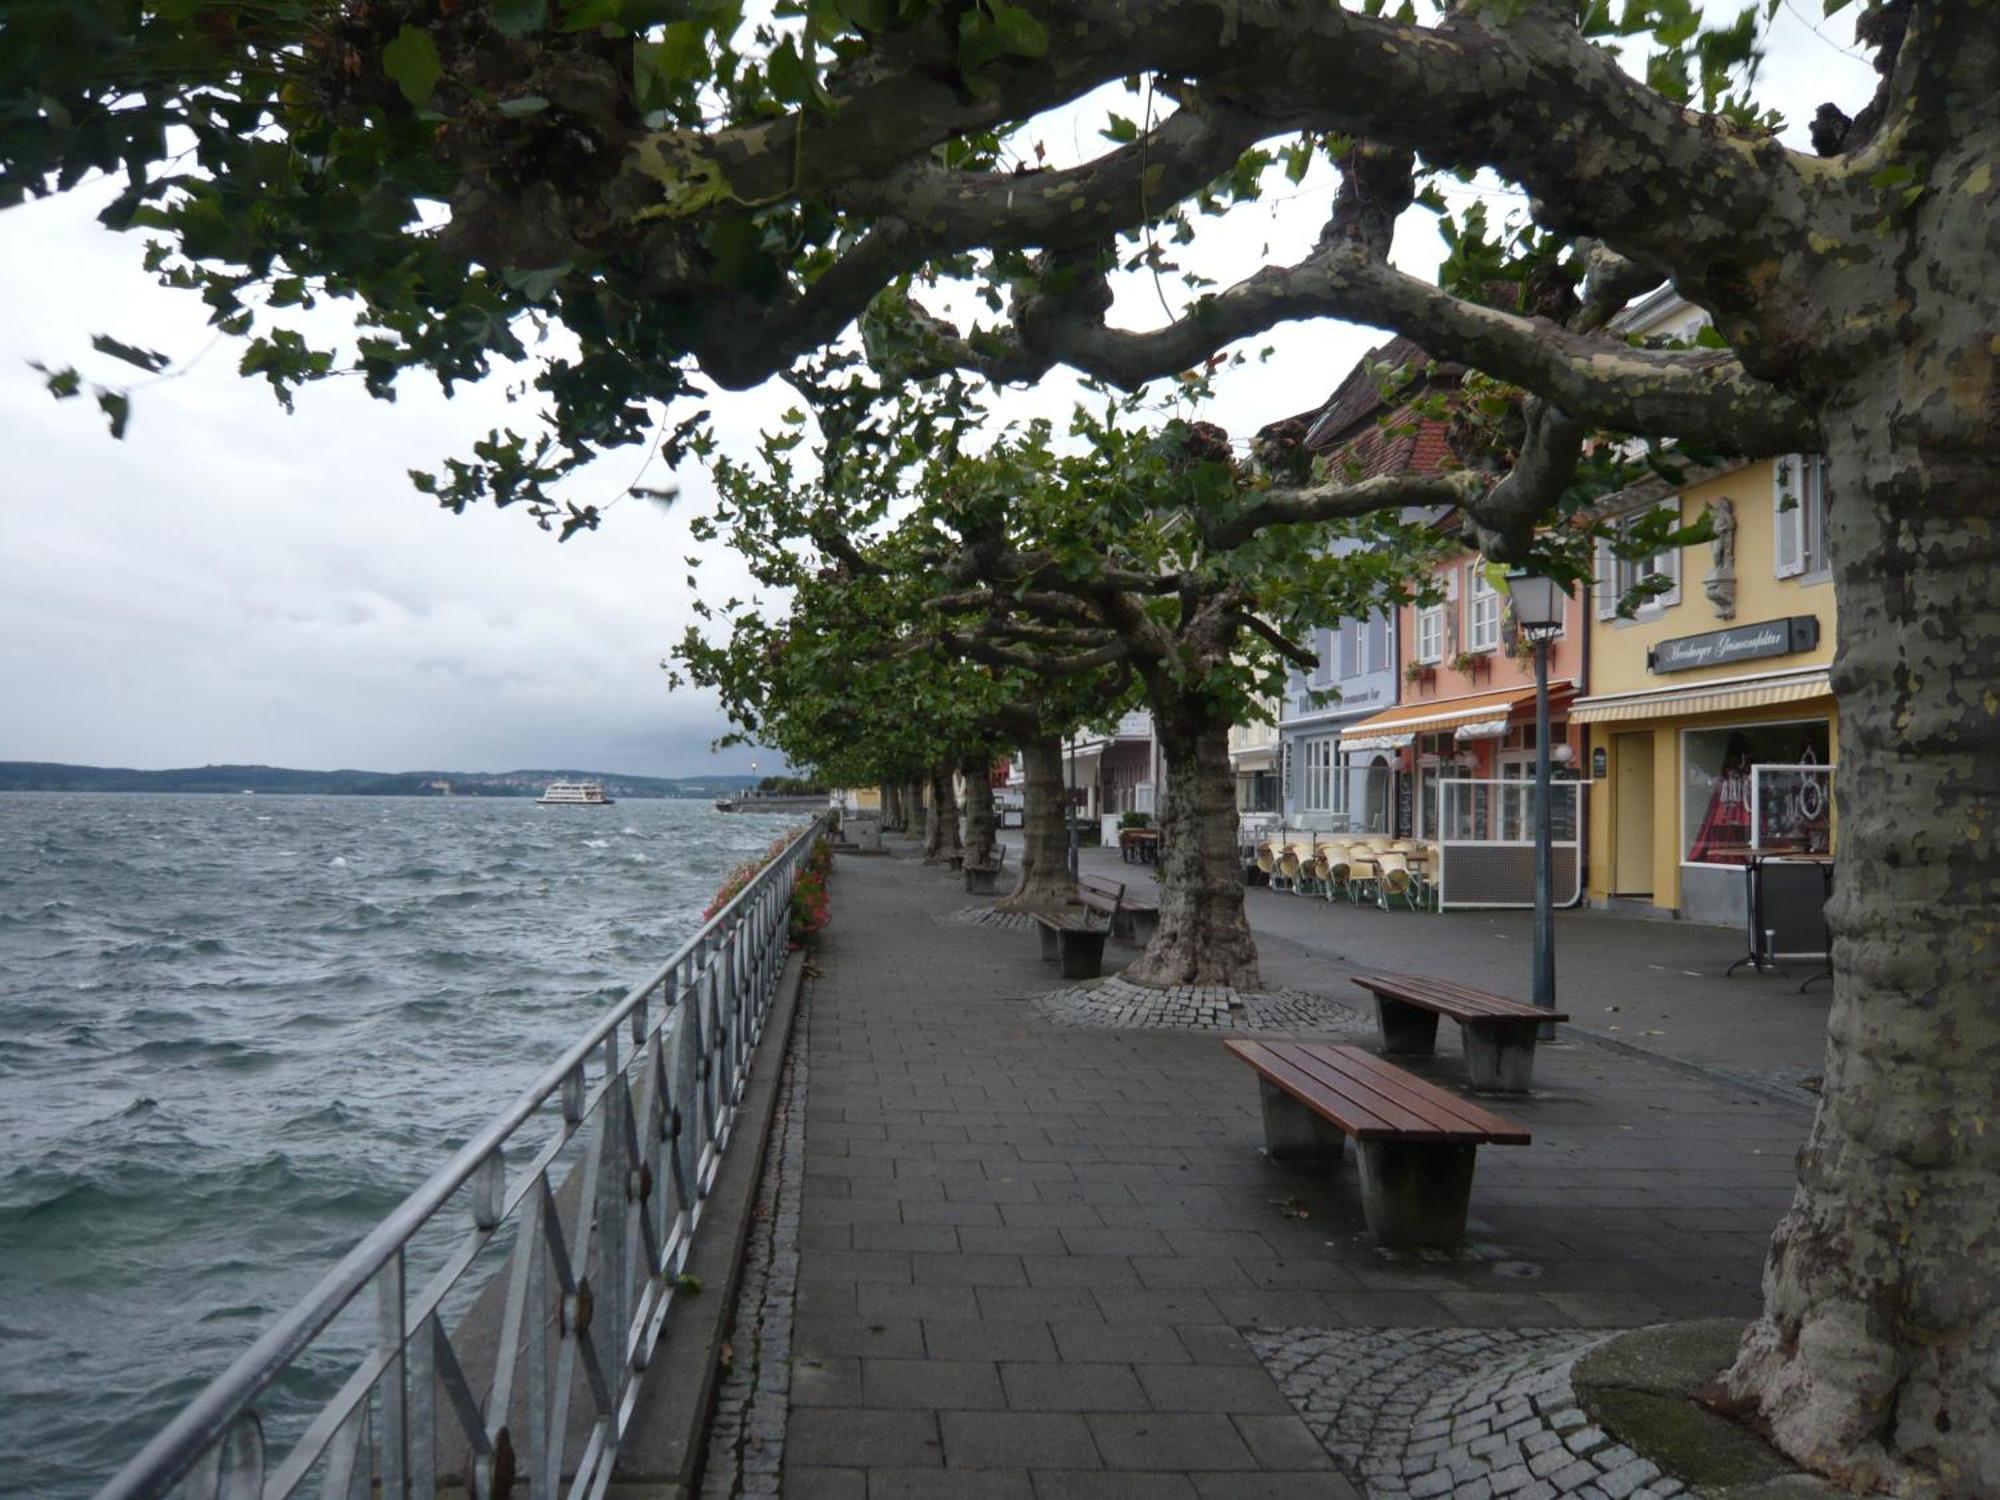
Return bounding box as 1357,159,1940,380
611,945,810,1498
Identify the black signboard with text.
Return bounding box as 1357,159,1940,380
1648,616,1819,674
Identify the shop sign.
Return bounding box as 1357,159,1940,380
1647,615,1819,674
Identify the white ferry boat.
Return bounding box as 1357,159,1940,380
537,781,615,806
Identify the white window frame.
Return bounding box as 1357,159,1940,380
1595,504,1684,620
1467,565,1502,652
1416,602,1445,664
1302,735,1339,813
1774,455,1831,582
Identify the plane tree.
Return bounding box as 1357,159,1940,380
670,429,1139,902
8,0,1998,1488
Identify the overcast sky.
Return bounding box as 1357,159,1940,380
0,6,1872,778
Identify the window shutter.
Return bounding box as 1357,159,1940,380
1594,536,1618,619
1774,458,1805,578
1366,613,1389,675
1311,628,1332,685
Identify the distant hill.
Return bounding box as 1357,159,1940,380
0,762,761,799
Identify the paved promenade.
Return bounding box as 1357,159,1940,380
717,838,1823,1499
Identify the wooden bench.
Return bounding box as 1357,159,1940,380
1350,973,1568,1093
1224,1040,1529,1246
1077,873,1160,947
1032,909,1110,978
963,842,1009,895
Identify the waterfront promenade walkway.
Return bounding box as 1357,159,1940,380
705,836,1822,1499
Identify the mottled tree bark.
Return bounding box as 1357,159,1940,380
1124,715,1260,989
880,781,901,832
1722,405,2000,1497
921,765,960,864
904,779,925,839
999,733,1078,912
960,752,997,868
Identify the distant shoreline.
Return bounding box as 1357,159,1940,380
0,761,759,800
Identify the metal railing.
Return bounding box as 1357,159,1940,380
98,814,832,1500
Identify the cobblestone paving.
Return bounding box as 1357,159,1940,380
699,985,809,1498
1034,974,1370,1033
1249,1327,1688,1500
944,905,1040,931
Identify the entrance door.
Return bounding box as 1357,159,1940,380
1613,732,1656,896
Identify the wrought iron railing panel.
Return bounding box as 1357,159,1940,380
97,815,830,1500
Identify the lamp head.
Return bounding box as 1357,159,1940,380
1505,570,1565,637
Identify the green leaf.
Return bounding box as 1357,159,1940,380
836,0,897,29
381,25,444,107
97,388,131,439
490,0,549,36
766,37,815,104
32,363,82,400
989,2,1048,58
90,334,171,373
1694,325,1730,349
496,95,551,117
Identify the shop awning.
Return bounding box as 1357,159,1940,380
1341,733,1414,753
1569,668,1832,724
1230,746,1278,770
1340,685,1560,740
1453,718,1512,742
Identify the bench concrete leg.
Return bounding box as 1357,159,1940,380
1356,1140,1477,1246
1375,997,1441,1056
1259,1079,1347,1165
1056,929,1107,979
1038,924,1060,962
965,866,999,895
1463,1020,1541,1092
1127,912,1160,950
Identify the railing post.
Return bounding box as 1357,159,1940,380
377,1251,407,1500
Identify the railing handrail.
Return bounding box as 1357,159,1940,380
95,812,830,1500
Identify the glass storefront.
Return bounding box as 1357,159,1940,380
1682,719,1832,864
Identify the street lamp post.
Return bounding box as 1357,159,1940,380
1506,571,1566,1036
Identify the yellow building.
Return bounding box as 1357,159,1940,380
1573,453,1837,924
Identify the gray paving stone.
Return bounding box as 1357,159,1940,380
1000,1362,1150,1413
1086,1413,1258,1471
863,1358,1007,1410
942,1411,1102,1470
787,1408,942,1469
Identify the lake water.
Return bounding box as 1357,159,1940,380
0,793,797,1498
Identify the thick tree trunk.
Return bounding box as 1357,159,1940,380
960,753,997,868
1124,715,1260,989
905,780,925,839
880,781,901,831
921,765,960,863
999,733,1078,912
1722,409,2000,1495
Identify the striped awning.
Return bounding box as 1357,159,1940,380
1340,684,1562,738
1569,668,1832,724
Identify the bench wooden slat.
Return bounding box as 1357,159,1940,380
1353,973,1569,1025
1271,1044,1508,1142
1285,1045,1531,1144
1229,1041,1423,1138
1225,1040,1529,1145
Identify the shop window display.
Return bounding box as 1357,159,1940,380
1684,721,1832,863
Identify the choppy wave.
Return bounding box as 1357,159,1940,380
0,791,781,1498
